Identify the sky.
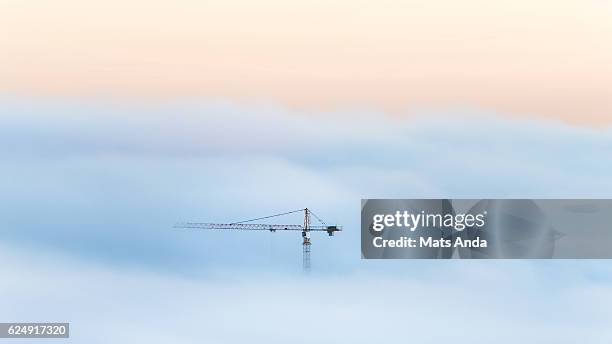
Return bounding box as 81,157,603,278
2,0,611,124
1,0,612,342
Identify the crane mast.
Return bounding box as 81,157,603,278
174,208,341,271
302,208,311,271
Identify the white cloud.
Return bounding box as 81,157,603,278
1,77,612,342
1,98,612,270
1,244,611,343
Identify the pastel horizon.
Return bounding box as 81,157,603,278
2,0,611,125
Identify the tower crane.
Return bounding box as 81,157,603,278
174,208,341,271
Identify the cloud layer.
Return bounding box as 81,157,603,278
1,244,612,343
2,98,612,342
1,98,611,271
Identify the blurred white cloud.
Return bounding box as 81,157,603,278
1,98,612,342
1,244,612,343
1,98,611,271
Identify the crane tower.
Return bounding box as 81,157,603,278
174,208,341,271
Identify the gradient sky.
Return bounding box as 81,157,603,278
2,0,611,125
2,1,612,342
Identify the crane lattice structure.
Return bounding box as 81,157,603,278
174,208,341,271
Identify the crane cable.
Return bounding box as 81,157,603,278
230,209,306,225
309,209,327,226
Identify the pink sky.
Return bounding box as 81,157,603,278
2,0,611,125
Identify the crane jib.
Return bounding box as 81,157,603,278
174,223,341,233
